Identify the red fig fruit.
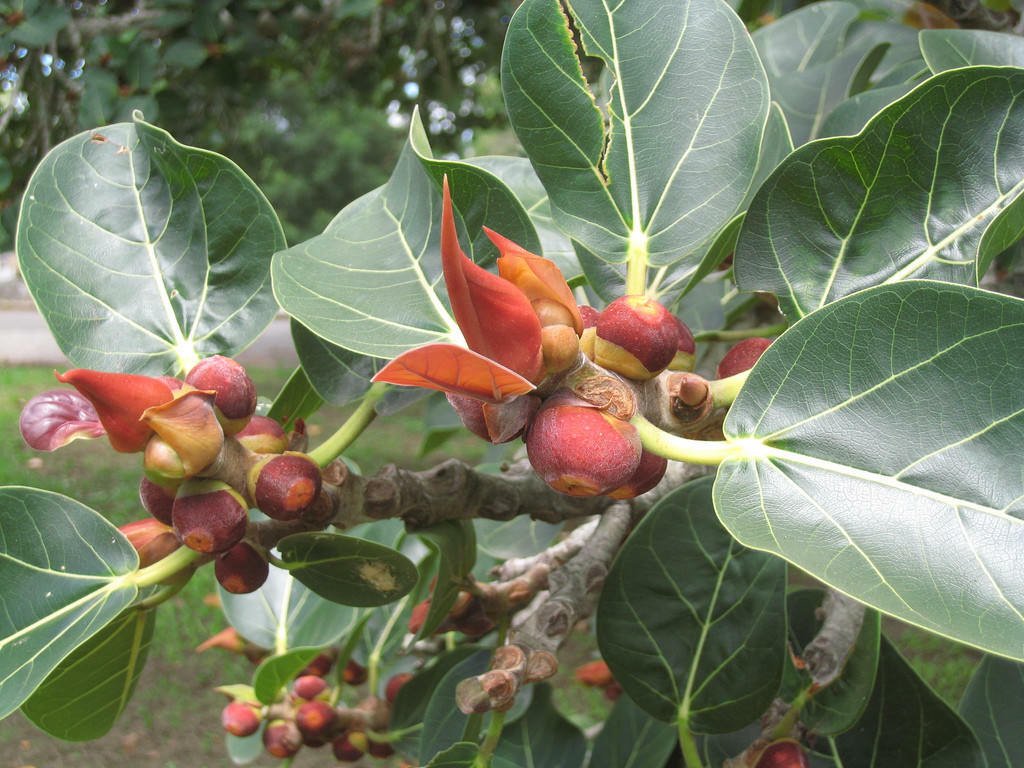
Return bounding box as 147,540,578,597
248,452,322,521
594,296,680,380
139,476,177,525
295,700,338,742
172,479,249,554
607,449,668,499
235,414,289,454
385,672,414,704
185,355,257,433
221,701,261,737
755,739,811,768
263,719,302,758
215,541,269,594
293,674,330,701
717,337,773,379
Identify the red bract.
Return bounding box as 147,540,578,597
439,178,544,382
19,389,106,451
55,369,175,452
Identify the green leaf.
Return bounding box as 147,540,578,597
921,29,1024,73
781,589,880,736
419,650,491,763
266,362,325,430
162,39,209,69
17,117,285,374
588,693,678,768
0,487,139,719
225,728,265,765
290,320,378,406
218,564,362,651
958,655,1024,767
11,5,70,46
830,638,983,766
818,80,919,138
409,110,541,263
277,532,419,607
597,478,787,730
20,607,154,740
426,742,480,767
252,647,322,705
735,67,1024,320
474,516,560,560
753,2,888,146
272,123,459,359
715,281,1024,660
417,521,477,638
502,0,769,283
492,684,586,768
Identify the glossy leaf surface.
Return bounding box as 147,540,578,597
589,693,678,768
0,488,139,719
417,521,476,638
735,67,1024,319
20,608,154,740
277,532,418,607
502,0,769,281
492,684,586,768
474,516,561,560
251,647,321,705
958,655,1024,768
921,29,1024,72
717,281,1024,659
17,117,284,374
419,650,491,763
597,478,787,730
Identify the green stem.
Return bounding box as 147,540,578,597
630,414,734,465
709,370,750,408
769,685,812,741
134,579,188,609
625,229,649,296
367,595,410,697
308,383,388,467
331,614,372,705
473,709,507,768
694,321,787,343
368,723,424,743
132,546,201,588
677,718,704,768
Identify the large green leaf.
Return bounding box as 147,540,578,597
597,478,787,731
17,116,284,374
0,487,139,719
272,121,460,359
958,655,1024,767
491,684,586,768
218,564,362,651
715,281,1024,659
417,521,477,638
589,693,678,768
251,647,321,705
277,532,418,607
735,67,1024,320
425,742,480,767
502,0,769,284
921,29,1024,73
419,650,491,763
753,2,888,146
20,607,154,740
474,516,561,560
266,363,325,430
829,639,983,766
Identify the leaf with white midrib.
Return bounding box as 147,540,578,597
958,655,1024,767
716,281,1024,660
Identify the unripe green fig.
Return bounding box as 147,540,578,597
526,392,642,496
717,337,773,379
185,355,257,434
221,701,261,737
595,295,680,380
215,541,269,594
235,414,289,454
172,479,249,554
247,452,322,521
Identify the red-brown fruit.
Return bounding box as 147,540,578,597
139,476,177,525
578,305,600,329
119,518,181,568
185,355,257,433
716,337,773,379
594,296,680,380
525,394,642,497
446,393,490,441
263,719,302,758
248,452,323,521
385,672,414,704
575,659,615,687
236,415,289,454
215,542,269,594
172,479,249,554
755,739,811,768
607,449,668,499
604,681,623,701
293,674,329,701
368,740,396,758
408,599,431,634
295,700,338,742
332,733,365,761
668,315,697,372
301,651,335,678
221,701,261,737
343,659,368,686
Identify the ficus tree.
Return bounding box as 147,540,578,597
5,0,1024,766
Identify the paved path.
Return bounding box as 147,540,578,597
0,307,299,368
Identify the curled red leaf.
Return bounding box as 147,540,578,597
19,389,106,451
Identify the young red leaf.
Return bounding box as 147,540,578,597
441,178,544,381
55,369,175,452
19,389,106,451
373,343,535,404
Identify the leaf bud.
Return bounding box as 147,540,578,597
141,390,224,476
215,541,269,594
143,435,187,482
575,659,615,687
541,324,581,374
408,599,431,634
235,414,289,454
172,479,249,554
247,452,323,521
185,355,258,433
221,701,261,737
717,337,773,379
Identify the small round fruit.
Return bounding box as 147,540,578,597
263,719,302,758
295,699,338,742
368,740,395,758
186,355,257,433
385,672,413,704
119,518,181,569
248,452,322,521
667,315,697,372
332,732,365,761
594,296,680,380
541,324,581,374
408,599,431,634
235,415,289,454
172,479,249,554
215,542,269,594
139,476,177,525
301,651,335,677
222,701,261,737
607,449,668,499
526,394,641,497
293,674,329,701
717,337,773,379
342,659,367,686
755,739,811,768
